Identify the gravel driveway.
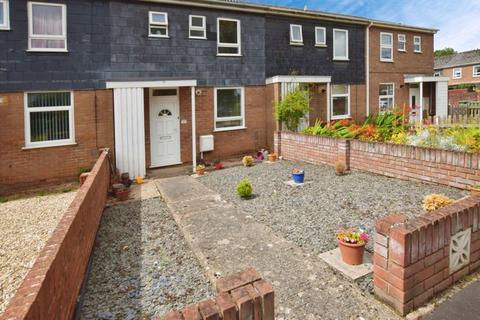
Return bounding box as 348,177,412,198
0,192,76,314
79,198,214,320
200,161,467,255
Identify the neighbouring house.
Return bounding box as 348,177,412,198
0,0,445,192
434,50,480,105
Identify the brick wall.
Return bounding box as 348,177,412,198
441,66,480,87
374,194,480,315
448,89,480,106
275,132,480,189
163,268,274,320
0,150,110,320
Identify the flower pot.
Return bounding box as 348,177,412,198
338,240,365,265
292,171,305,184
196,167,205,176
116,188,130,202
268,154,277,162
121,173,130,184
112,183,125,197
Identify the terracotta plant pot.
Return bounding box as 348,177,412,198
112,183,125,197
268,154,277,162
338,240,365,265
196,167,205,176
116,188,130,202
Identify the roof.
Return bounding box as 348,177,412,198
434,50,480,69
142,0,438,34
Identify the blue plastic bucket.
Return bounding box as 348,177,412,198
292,171,305,184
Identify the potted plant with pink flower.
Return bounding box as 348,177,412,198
336,227,369,265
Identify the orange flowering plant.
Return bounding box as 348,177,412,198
336,227,369,245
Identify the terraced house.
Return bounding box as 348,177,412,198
0,0,446,192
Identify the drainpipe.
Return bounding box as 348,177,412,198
365,22,373,118
191,86,197,173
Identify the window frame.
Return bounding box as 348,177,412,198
24,91,76,149
0,0,10,30
380,32,393,62
331,84,351,120
189,15,206,39
378,83,395,113
217,18,241,57
149,11,169,38
473,65,480,77
453,67,462,79
289,24,303,45
315,26,326,47
434,71,441,77
413,36,422,53
333,28,349,61
214,87,245,132
27,2,67,52
398,34,406,52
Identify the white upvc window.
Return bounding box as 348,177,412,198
315,27,326,46
379,83,395,113
333,29,349,61
28,2,67,52
214,87,245,131
189,15,206,39
473,65,480,77
331,84,350,119
380,32,393,62
217,18,241,56
149,11,169,38
413,36,422,53
0,0,10,30
398,34,406,52
434,71,442,77
290,24,303,45
24,91,75,148
453,67,462,79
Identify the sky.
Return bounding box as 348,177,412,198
247,0,480,52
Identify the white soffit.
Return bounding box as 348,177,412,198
266,75,332,85
106,80,198,89
404,75,449,83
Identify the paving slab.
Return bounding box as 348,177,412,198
319,248,373,280
155,176,399,320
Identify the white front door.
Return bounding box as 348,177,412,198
150,91,181,167
409,87,421,123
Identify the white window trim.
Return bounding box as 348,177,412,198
333,29,349,61
290,24,303,45
217,18,241,56
380,32,393,62
24,91,76,149
0,0,10,30
434,71,441,77
379,83,395,112
315,26,326,47
331,84,351,120
27,2,67,52
189,15,206,39
214,87,246,131
473,65,480,77
413,36,422,53
149,11,169,38
398,34,406,52
453,67,462,79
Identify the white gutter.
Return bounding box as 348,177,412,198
365,22,373,117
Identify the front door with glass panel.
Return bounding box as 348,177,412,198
409,86,421,123
150,89,180,167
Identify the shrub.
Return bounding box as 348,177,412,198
242,156,254,167
274,88,311,131
423,194,454,212
237,179,253,199
334,162,346,175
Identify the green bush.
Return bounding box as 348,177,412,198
274,88,311,131
236,179,253,199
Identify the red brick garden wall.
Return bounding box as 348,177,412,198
0,150,110,320
448,89,480,106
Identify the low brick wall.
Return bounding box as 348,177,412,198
1,150,110,320
275,132,480,189
374,194,480,315
164,268,274,320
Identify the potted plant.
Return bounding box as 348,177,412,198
242,156,254,167
274,88,311,132
334,162,347,176
268,153,277,162
213,162,224,170
196,164,206,176
423,194,454,212
116,187,130,202
292,168,305,184
336,228,369,265
237,179,253,199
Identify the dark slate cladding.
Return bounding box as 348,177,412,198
265,15,365,84
0,0,110,92
106,1,266,86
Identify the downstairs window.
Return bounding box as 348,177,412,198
331,84,350,119
214,87,245,131
379,84,395,113
0,0,10,30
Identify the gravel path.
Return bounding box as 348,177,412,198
200,161,467,255
79,198,214,320
0,192,76,314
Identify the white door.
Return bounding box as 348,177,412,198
150,92,181,167
409,87,421,123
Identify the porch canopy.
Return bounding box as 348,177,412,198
106,79,198,178
404,75,449,119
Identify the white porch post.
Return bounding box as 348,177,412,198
327,82,331,122
191,86,197,173
419,82,424,121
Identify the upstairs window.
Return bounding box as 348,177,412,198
453,68,462,79
149,12,168,38
315,27,326,46
290,24,303,45
0,0,10,30
434,71,442,77
28,2,67,51
473,65,480,77
214,87,245,131
331,84,350,119
25,92,75,148
189,15,206,39
380,32,393,61
398,34,406,51
379,84,395,113
413,36,422,53
217,18,241,56
333,29,349,61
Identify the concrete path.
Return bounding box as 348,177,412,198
156,176,399,319
426,281,480,320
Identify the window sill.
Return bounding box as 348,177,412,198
214,126,247,132
315,44,327,48
217,54,242,57
26,49,69,53
290,42,304,46
333,58,350,62
148,35,170,39
331,116,351,120
414,51,422,54
380,59,394,63
189,36,207,40
0,27,10,31
22,142,78,150
398,49,407,52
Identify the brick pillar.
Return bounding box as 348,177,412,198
273,131,281,156
336,139,350,169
